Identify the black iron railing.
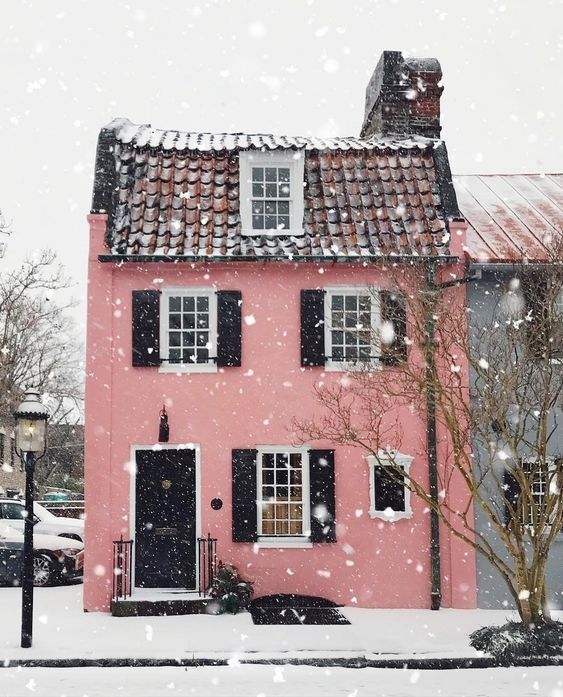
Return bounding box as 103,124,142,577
112,536,133,602
197,533,217,596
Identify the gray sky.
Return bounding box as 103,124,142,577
1,0,562,332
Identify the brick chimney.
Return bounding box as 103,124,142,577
360,51,443,139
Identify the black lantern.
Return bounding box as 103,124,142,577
158,405,169,443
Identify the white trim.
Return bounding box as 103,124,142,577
239,151,305,237
159,287,218,374
256,445,311,544
324,286,381,372
129,443,201,593
367,450,413,522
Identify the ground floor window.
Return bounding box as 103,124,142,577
367,451,413,521
257,447,309,538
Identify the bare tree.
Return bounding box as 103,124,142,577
296,251,563,626
0,249,83,425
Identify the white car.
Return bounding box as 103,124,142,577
0,498,84,543
0,524,83,586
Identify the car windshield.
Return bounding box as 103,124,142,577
0,523,22,539
33,502,57,520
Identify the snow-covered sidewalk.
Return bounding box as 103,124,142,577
1,585,560,664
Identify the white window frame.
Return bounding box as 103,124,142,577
239,151,305,237
324,286,381,372
367,450,413,522
159,287,218,374
256,445,312,548
520,458,562,532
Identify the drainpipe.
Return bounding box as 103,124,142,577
425,261,442,611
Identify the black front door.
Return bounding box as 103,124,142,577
135,448,196,589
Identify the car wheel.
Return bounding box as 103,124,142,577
33,554,54,586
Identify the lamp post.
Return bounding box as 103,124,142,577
13,388,49,648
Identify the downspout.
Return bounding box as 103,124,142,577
425,260,442,610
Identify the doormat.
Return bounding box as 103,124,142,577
249,594,351,626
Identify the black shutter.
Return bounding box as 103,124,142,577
301,290,326,366
380,290,407,365
232,449,258,542
504,467,522,527
132,290,161,367
309,449,336,542
217,291,242,367
374,465,406,512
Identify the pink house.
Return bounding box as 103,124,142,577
84,51,475,615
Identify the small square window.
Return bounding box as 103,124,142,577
368,452,413,521
325,289,379,369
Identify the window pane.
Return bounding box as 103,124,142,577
169,296,181,312
169,349,181,363
263,486,274,500
263,469,274,485
197,315,209,329
184,313,195,329
332,346,343,361
265,201,276,215
276,469,288,485
169,314,181,329
196,296,209,312
332,331,344,345
183,331,195,346
252,167,264,181
265,167,277,182
252,201,264,215
279,183,290,197
265,215,277,229
169,332,181,347
262,453,275,469
332,295,344,310
332,312,343,329
278,216,290,230
183,296,195,311
197,348,209,363
374,465,406,512
265,183,277,198
279,168,290,182
196,332,207,346
345,295,358,310
252,215,264,230
278,201,289,215
359,296,371,312
252,183,264,197
183,349,196,364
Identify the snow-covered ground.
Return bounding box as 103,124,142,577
1,585,561,662
2,665,562,697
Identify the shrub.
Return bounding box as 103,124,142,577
210,562,253,614
470,621,563,663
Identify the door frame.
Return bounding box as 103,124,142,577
129,443,201,593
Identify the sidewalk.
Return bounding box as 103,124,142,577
1,586,561,667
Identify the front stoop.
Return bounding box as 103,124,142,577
111,598,213,617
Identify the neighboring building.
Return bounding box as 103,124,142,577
39,424,84,497
459,174,563,609
84,50,473,613
0,412,23,498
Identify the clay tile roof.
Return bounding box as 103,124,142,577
92,117,460,260
457,174,563,263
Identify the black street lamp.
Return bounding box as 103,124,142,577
13,388,49,648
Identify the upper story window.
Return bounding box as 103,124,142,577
159,288,217,373
239,151,305,236
325,287,379,370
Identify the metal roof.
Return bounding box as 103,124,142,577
457,174,563,263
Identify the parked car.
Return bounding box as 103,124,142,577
0,498,84,542
0,524,83,586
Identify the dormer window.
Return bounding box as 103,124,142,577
239,151,305,236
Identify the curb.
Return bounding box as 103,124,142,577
2,656,563,670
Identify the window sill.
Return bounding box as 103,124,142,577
369,509,412,522
240,229,305,238
256,536,313,549
158,363,218,374
325,360,381,373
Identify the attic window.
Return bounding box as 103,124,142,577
239,151,305,236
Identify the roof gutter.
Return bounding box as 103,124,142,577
97,254,459,265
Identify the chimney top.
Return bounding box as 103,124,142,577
361,50,443,140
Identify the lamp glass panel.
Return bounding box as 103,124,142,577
15,418,47,454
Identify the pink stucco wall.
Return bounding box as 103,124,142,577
84,214,476,612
